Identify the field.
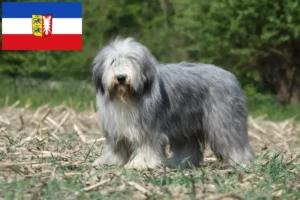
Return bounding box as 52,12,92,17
0,77,300,199
0,101,299,200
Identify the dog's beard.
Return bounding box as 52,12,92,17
110,82,133,103
116,85,131,103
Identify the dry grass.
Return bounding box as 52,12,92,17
0,102,299,199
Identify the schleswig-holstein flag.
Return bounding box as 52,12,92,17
2,2,82,50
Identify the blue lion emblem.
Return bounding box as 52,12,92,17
33,27,41,34
33,18,41,24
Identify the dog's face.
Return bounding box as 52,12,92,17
92,38,157,102
103,56,140,102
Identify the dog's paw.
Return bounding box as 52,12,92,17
124,155,162,170
124,161,147,170
92,157,107,167
92,156,123,167
124,160,156,170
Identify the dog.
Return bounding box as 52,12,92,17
92,37,253,169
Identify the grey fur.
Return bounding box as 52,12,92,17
92,37,253,169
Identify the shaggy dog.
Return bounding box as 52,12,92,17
92,37,253,169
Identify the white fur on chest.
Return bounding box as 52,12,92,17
96,95,143,143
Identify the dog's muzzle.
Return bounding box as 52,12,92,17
110,74,133,102
116,74,127,85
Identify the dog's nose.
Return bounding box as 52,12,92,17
117,74,127,84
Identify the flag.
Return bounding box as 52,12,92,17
2,2,82,50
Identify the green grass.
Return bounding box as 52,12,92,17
0,76,299,121
248,95,300,122
0,76,95,112
0,153,299,199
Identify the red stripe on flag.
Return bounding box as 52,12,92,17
2,34,82,50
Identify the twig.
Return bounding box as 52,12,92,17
51,166,59,180
18,115,25,131
31,150,70,159
76,120,89,132
40,109,52,122
74,124,86,143
24,98,32,108
0,115,10,125
4,96,9,108
83,179,111,192
254,114,268,121
51,112,70,136
249,117,268,134
248,130,262,141
127,181,152,196
0,161,72,168
46,116,60,128
37,109,52,136
0,161,41,167
31,104,49,123
9,100,20,109
64,172,82,177
18,134,37,146
267,123,285,139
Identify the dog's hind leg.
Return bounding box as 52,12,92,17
204,111,253,167
169,137,204,168
209,138,253,167
92,137,131,167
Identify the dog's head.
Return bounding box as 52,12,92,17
92,37,158,102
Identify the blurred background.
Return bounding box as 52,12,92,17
0,0,299,121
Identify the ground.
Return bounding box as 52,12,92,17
0,103,299,200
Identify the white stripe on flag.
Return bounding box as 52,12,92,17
2,18,82,34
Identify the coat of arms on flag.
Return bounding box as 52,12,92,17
2,2,82,50
32,14,52,37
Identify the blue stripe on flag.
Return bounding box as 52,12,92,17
2,2,82,18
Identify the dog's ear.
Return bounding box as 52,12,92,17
92,58,105,94
141,55,157,93
143,69,155,93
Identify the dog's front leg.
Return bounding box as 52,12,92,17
125,143,165,170
92,138,131,167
